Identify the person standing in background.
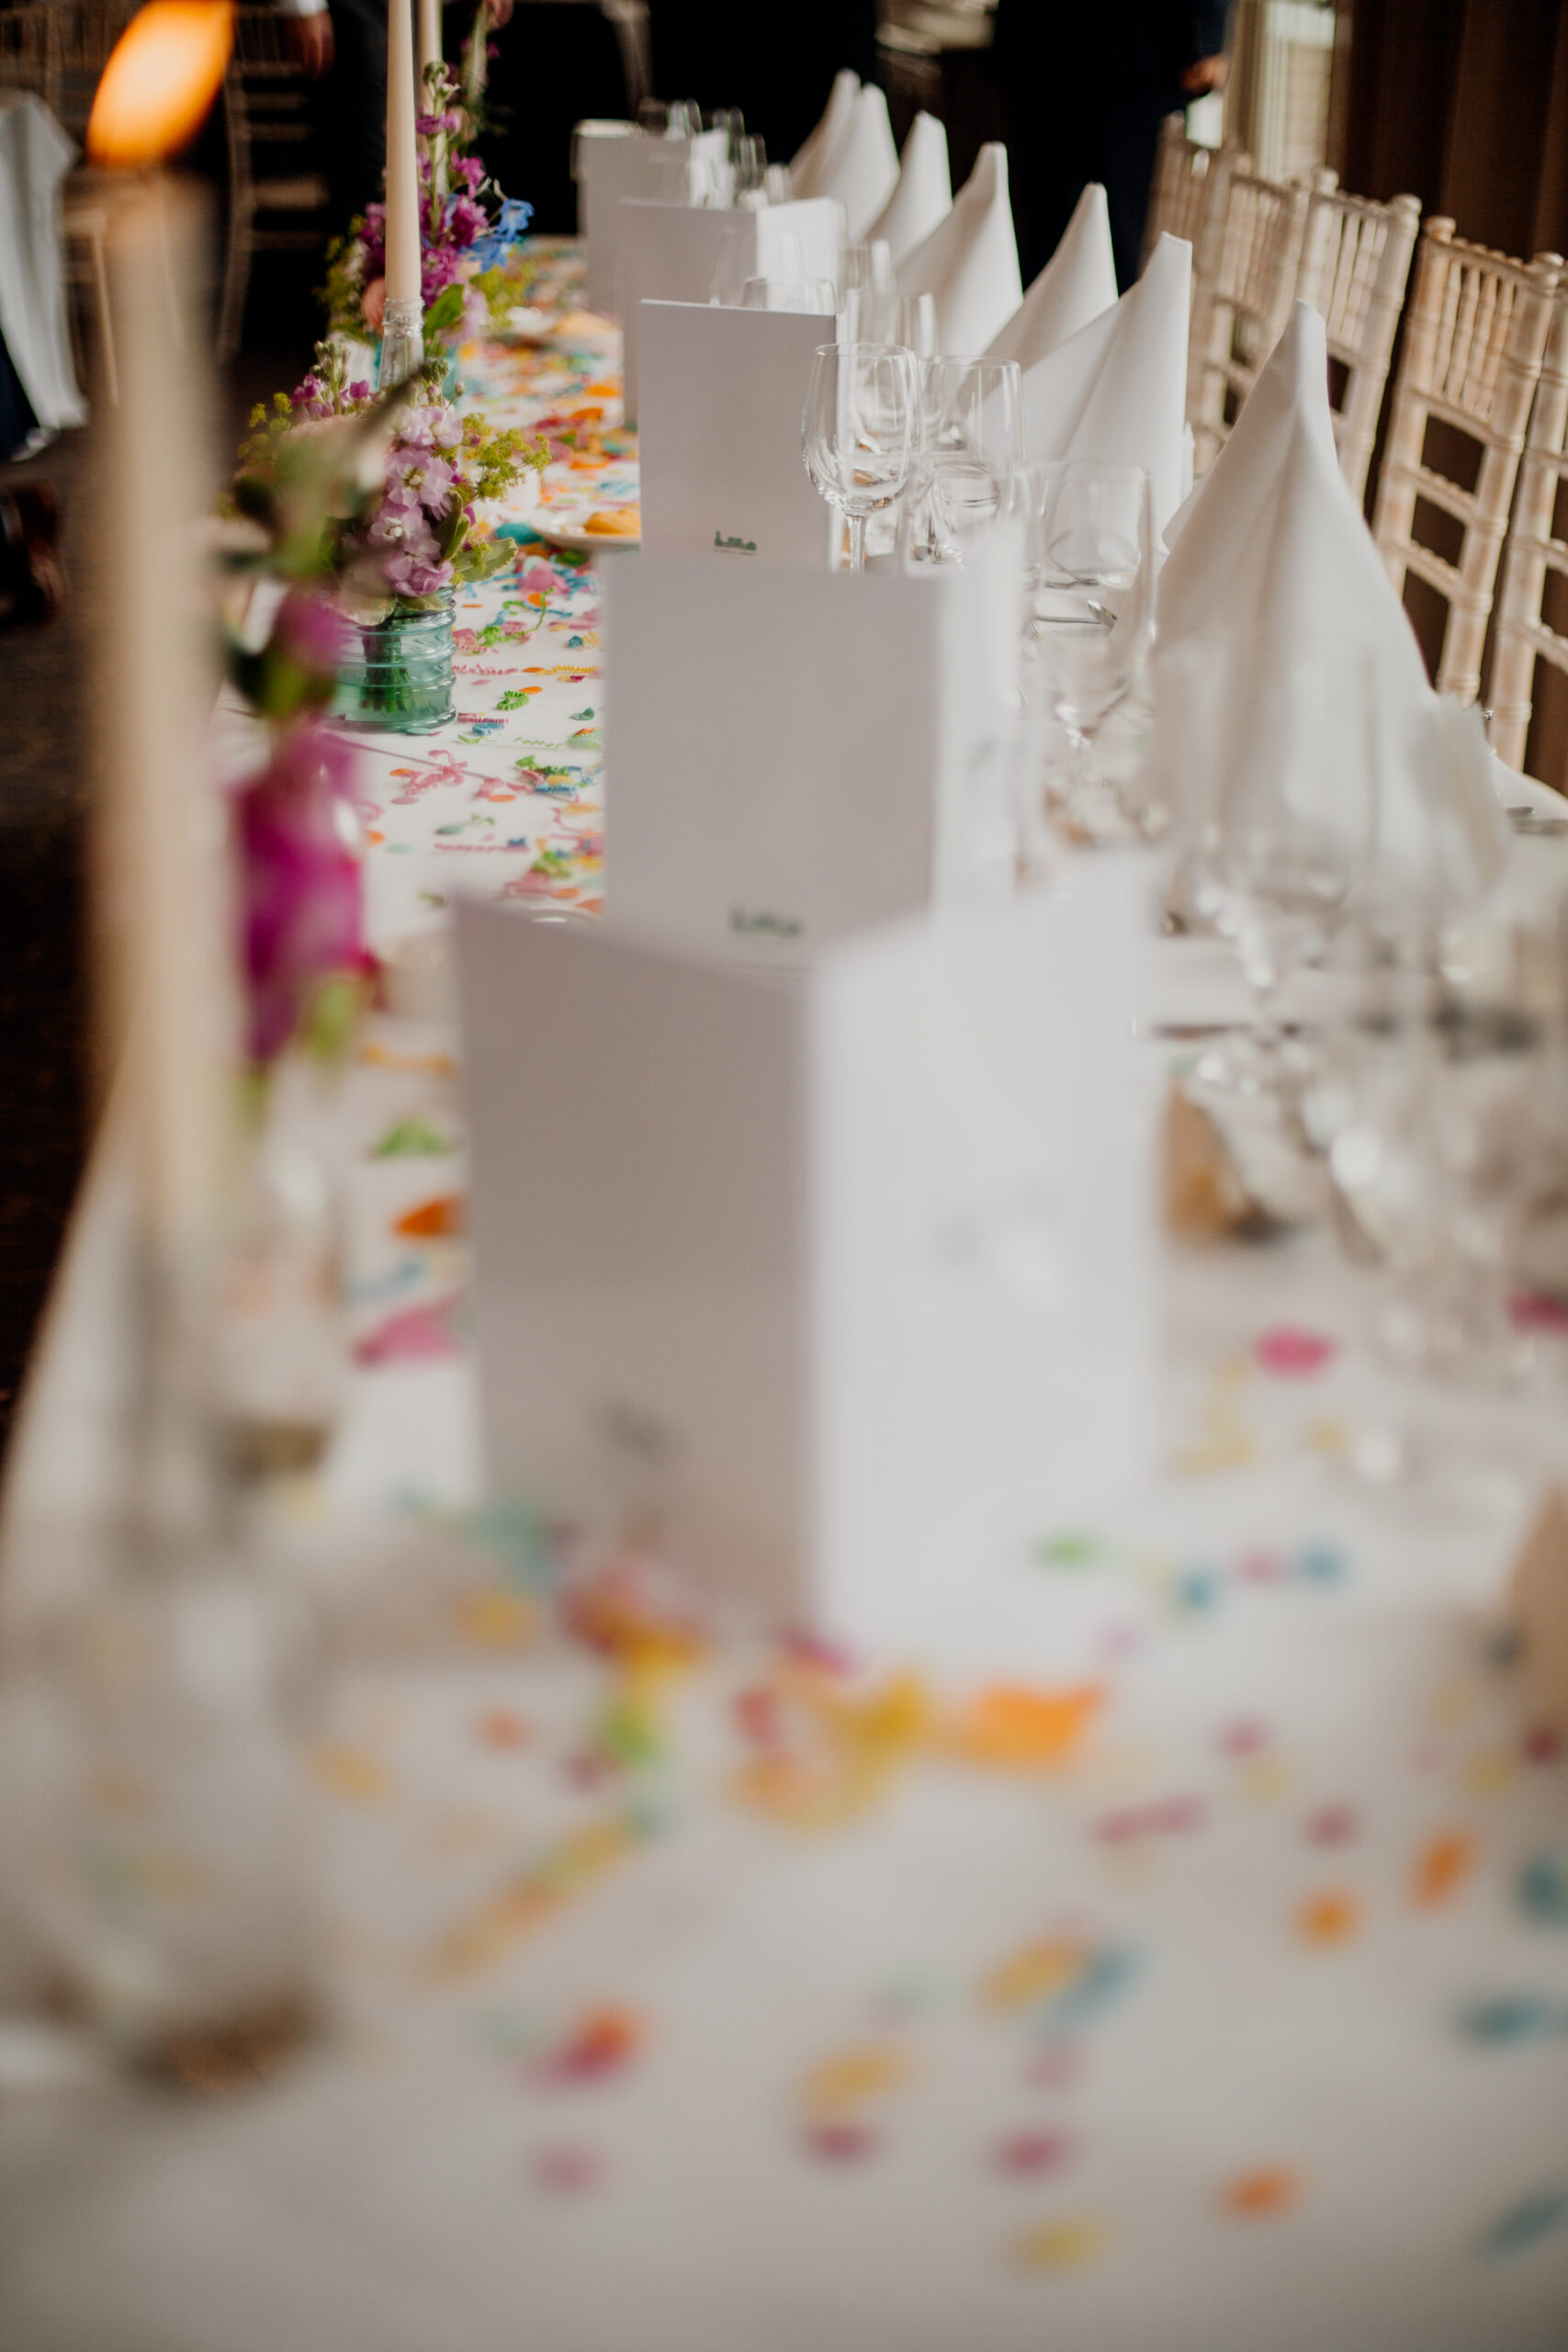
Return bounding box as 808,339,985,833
277,0,514,232
651,0,877,173
994,0,1230,290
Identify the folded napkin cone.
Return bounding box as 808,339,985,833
987,182,1118,370
864,111,952,266
1156,300,1510,913
791,70,859,199
1018,232,1190,536
897,141,1022,357
811,83,899,243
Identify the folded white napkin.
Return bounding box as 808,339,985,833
790,70,859,198
1018,232,1190,535
897,141,1022,357
1157,300,1510,910
864,110,952,266
986,182,1117,370
811,83,899,243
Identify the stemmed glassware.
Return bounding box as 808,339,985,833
802,341,921,572
839,288,936,356
742,276,836,312
1020,462,1154,835
1163,631,1379,1091
897,356,1023,567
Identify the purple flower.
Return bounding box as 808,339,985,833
235,721,367,1064
383,553,453,596
347,379,371,401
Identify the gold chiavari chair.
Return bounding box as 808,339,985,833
1189,155,1323,475
1486,291,1568,778
1371,220,1562,705
1294,181,1421,504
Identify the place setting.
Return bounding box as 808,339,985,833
3,10,1568,2347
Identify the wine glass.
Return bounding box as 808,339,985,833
1175,633,1380,1089
1022,462,1154,836
741,277,837,313
733,134,769,204
899,356,1023,567
802,342,921,572
840,288,936,356
840,240,896,298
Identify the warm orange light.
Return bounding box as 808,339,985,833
87,2,234,168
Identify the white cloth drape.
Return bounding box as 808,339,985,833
0,95,86,439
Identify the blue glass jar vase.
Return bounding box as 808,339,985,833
332,589,455,734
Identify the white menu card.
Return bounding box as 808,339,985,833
601,540,1022,966
617,196,847,417
456,869,1157,1661
637,301,834,566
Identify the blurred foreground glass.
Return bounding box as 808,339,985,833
741,276,836,313
803,341,920,571
0,1258,321,2076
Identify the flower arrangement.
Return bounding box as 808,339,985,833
321,62,536,354
233,339,546,611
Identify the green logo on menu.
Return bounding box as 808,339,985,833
714,531,758,553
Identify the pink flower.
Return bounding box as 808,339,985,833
235,721,367,1063
362,276,387,333
274,587,349,681
384,553,453,596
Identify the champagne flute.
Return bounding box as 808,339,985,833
802,342,920,573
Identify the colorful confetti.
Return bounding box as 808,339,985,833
1220,2165,1303,2219
1296,1891,1361,1946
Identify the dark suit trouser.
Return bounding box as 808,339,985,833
1006,74,1179,291
323,0,389,234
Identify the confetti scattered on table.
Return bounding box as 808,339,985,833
1220,2165,1303,2219
1518,1850,1568,1926
1480,2188,1568,2257
1411,1829,1475,1908
1254,1326,1337,1376
1296,1891,1361,1946
1011,2214,1111,2273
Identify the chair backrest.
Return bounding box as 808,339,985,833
1295,183,1421,503
1189,156,1321,475
1143,112,1218,270
0,7,51,101
46,1,138,138
1371,219,1562,704
1487,290,1568,775
230,6,316,177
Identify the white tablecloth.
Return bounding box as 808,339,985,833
4,255,1568,2351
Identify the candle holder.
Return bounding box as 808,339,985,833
0,1248,322,2081
378,295,424,391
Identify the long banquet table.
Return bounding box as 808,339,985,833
3,243,1568,2352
